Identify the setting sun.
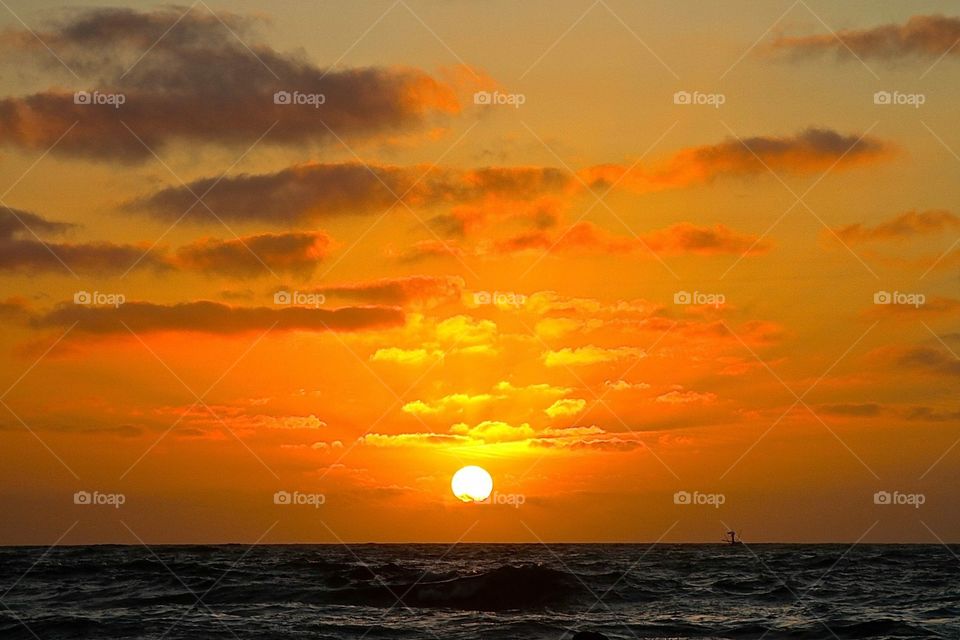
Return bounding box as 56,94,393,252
451,466,494,502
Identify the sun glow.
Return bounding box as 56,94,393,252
451,465,494,502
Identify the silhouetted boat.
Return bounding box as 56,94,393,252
723,530,743,545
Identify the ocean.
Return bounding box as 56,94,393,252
0,544,956,639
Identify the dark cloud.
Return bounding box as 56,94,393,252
129,129,889,227
642,223,770,255
0,208,338,277
896,347,960,377
315,275,465,306
0,8,461,161
903,406,960,422
769,14,960,61
0,296,30,321
129,163,572,224
0,206,74,238
0,206,165,274
398,221,769,260
174,231,332,277
817,403,883,417
656,128,891,183
33,300,405,335
581,128,893,189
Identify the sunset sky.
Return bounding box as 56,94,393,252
0,0,958,544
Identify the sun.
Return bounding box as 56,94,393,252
451,465,493,502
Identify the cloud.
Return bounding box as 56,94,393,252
0,206,74,237
402,393,495,417
0,208,335,277
895,347,960,377
581,128,892,190
811,402,960,422
401,381,577,422
544,398,587,417
0,296,31,321
370,347,444,365
431,197,563,238
173,231,332,277
656,389,717,404
357,421,646,452
902,406,960,422
642,223,771,255
0,8,461,161
530,426,645,451
435,315,497,344
311,440,344,450
359,432,468,447
316,276,464,306
542,345,645,367
817,403,883,417
34,301,404,335
400,221,769,261
129,128,890,228
130,163,571,224
768,14,960,61
0,206,165,274
450,420,535,443
604,379,651,391
653,128,891,185
392,240,466,263
831,210,960,244
259,414,327,430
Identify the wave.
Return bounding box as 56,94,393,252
317,564,585,611
2,545,957,638
402,564,584,610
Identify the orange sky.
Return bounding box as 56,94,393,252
0,1,958,544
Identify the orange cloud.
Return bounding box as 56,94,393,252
830,210,960,244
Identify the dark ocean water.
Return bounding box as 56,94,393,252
0,544,956,639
